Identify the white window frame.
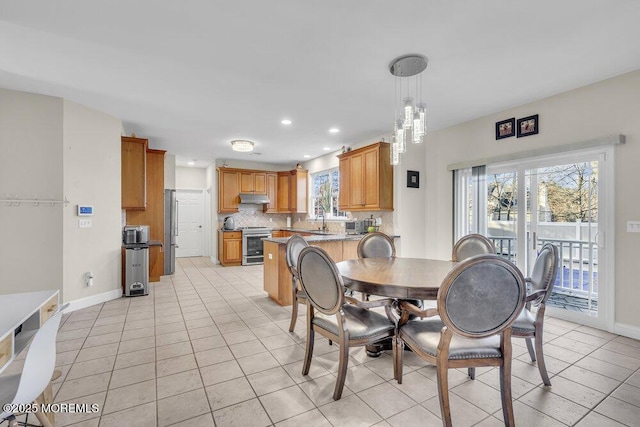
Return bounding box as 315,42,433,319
309,167,347,220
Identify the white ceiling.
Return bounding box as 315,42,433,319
2,0,640,167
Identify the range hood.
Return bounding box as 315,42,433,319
239,193,270,205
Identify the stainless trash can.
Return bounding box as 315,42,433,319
124,246,149,297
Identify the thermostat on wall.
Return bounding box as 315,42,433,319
77,205,94,216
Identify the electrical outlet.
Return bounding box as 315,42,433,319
268,253,273,259
627,221,640,233
79,219,92,228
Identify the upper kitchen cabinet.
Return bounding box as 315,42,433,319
277,169,308,213
218,168,240,213
121,136,147,209
240,171,266,194
264,173,278,213
338,142,393,211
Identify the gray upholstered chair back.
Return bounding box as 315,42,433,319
285,234,309,277
452,234,496,262
438,254,525,337
529,243,559,306
357,232,396,258
297,246,344,315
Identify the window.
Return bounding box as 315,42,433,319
310,168,347,219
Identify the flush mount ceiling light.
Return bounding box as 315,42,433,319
281,119,292,125
323,147,331,151
230,140,254,152
188,160,195,166
329,128,340,133
389,54,428,166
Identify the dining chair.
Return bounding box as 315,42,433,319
1,304,68,427
393,255,525,427
451,234,495,261
297,246,396,400
286,234,310,332
511,243,559,386
357,231,396,258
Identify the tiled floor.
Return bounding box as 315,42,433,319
5,257,640,426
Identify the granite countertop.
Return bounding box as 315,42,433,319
263,232,400,244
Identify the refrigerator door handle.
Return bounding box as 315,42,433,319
175,198,179,237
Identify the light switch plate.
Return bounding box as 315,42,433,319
79,219,92,228
627,221,640,232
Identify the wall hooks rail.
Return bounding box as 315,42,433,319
1,195,70,207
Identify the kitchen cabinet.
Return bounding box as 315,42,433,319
218,169,240,213
277,169,308,213
264,173,278,213
121,136,147,209
338,142,393,211
126,148,166,282
218,230,242,266
240,172,266,194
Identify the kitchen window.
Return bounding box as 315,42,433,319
310,168,347,219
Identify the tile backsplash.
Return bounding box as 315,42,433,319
218,206,394,235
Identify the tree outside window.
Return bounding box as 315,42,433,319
310,168,346,219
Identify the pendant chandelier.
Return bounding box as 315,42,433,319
389,54,428,165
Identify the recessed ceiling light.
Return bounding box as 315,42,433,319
329,128,340,133
303,155,311,158
323,147,331,151
281,119,292,125
187,160,195,166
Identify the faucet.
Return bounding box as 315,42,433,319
318,206,327,232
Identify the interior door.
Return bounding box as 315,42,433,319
176,190,204,258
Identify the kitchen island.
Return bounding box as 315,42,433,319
263,232,398,306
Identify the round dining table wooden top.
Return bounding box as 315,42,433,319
336,257,457,300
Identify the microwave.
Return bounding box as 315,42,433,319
345,220,365,234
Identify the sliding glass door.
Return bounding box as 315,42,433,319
455,148,613,328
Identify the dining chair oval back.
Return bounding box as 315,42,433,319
439,254,526,337
451,234,495,262
357,232,396,259
527,243,559,306
297,246,344,314
286,235,310,332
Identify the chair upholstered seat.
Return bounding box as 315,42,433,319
399,318,502,360
313,305,394,340
511,309,536,333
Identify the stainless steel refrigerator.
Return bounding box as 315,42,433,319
164,189,177,275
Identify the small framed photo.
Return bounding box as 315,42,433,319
517,114,539,138
495,118,515,140
407,170,419,188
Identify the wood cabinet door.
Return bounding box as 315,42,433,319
349,153,365,208
223,239,242,263
363,147,380,209
240,172,254,193
265,173,277,212
219,170,239,212
291,170,308,213
277,172,291,212
254,173,266,194
339,157,350,210
121,137,147,209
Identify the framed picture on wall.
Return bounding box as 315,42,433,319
517,114,539,138
495,118,515,140
407,170,419,188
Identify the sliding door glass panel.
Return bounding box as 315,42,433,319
485,169,519,265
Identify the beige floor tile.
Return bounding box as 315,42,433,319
559,365,621,394
55,372,111,401
386,404,442,427
259,385,316,423
519,386,590,425
156,353,198,377
194,346,234,367
595,396,640,425
120,327,154,341
66,356,116,380
99,401,156,427
54,391,105,426
58,328,92,342
117,336,155,354
626,370,640,388
182,412,215,426
390,370,438,403
274,408,332,427
359,382,417,419
109,362,156,389
57,337,87,353
156,341,193,360
156,368,203,399
221,329,256,345
93,315,126,326
187,325,220,340
190,334,227,352
186,317,217,329
475,367,537,399
82,332,122,349
610,383,640,407
114,348,156,370
200,360,245,386
206,377,256,410
155,330,189,347
212,397,271,427
575,355,634,381
154,321,186,335
157,388,211,427
236,352,280,375
494,401,565,427
123,318,154,331
343,365,385,393
89,324,124,337
319,394,383,427
450,377,505,414
544,376,606,408
229,339,268,358
575,410,626,426
103,379,156,414
590,348,640,370
422,392,491,426
247,366,296,396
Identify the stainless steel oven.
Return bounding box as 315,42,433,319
241,227,272,265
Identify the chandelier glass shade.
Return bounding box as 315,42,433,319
230,139,254,152
389,54,428,165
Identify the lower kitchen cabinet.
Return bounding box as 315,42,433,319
218,231,242,266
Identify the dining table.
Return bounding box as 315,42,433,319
335,257,458,356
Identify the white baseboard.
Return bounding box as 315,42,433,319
63,288,122,313
613,322,640,341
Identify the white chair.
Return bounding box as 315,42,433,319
0,304,68,427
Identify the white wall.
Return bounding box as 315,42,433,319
62,99,122,302
206,164,217,261
0,89,64,295
165,154,176,189
176,166,206,189
424,70,640,331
